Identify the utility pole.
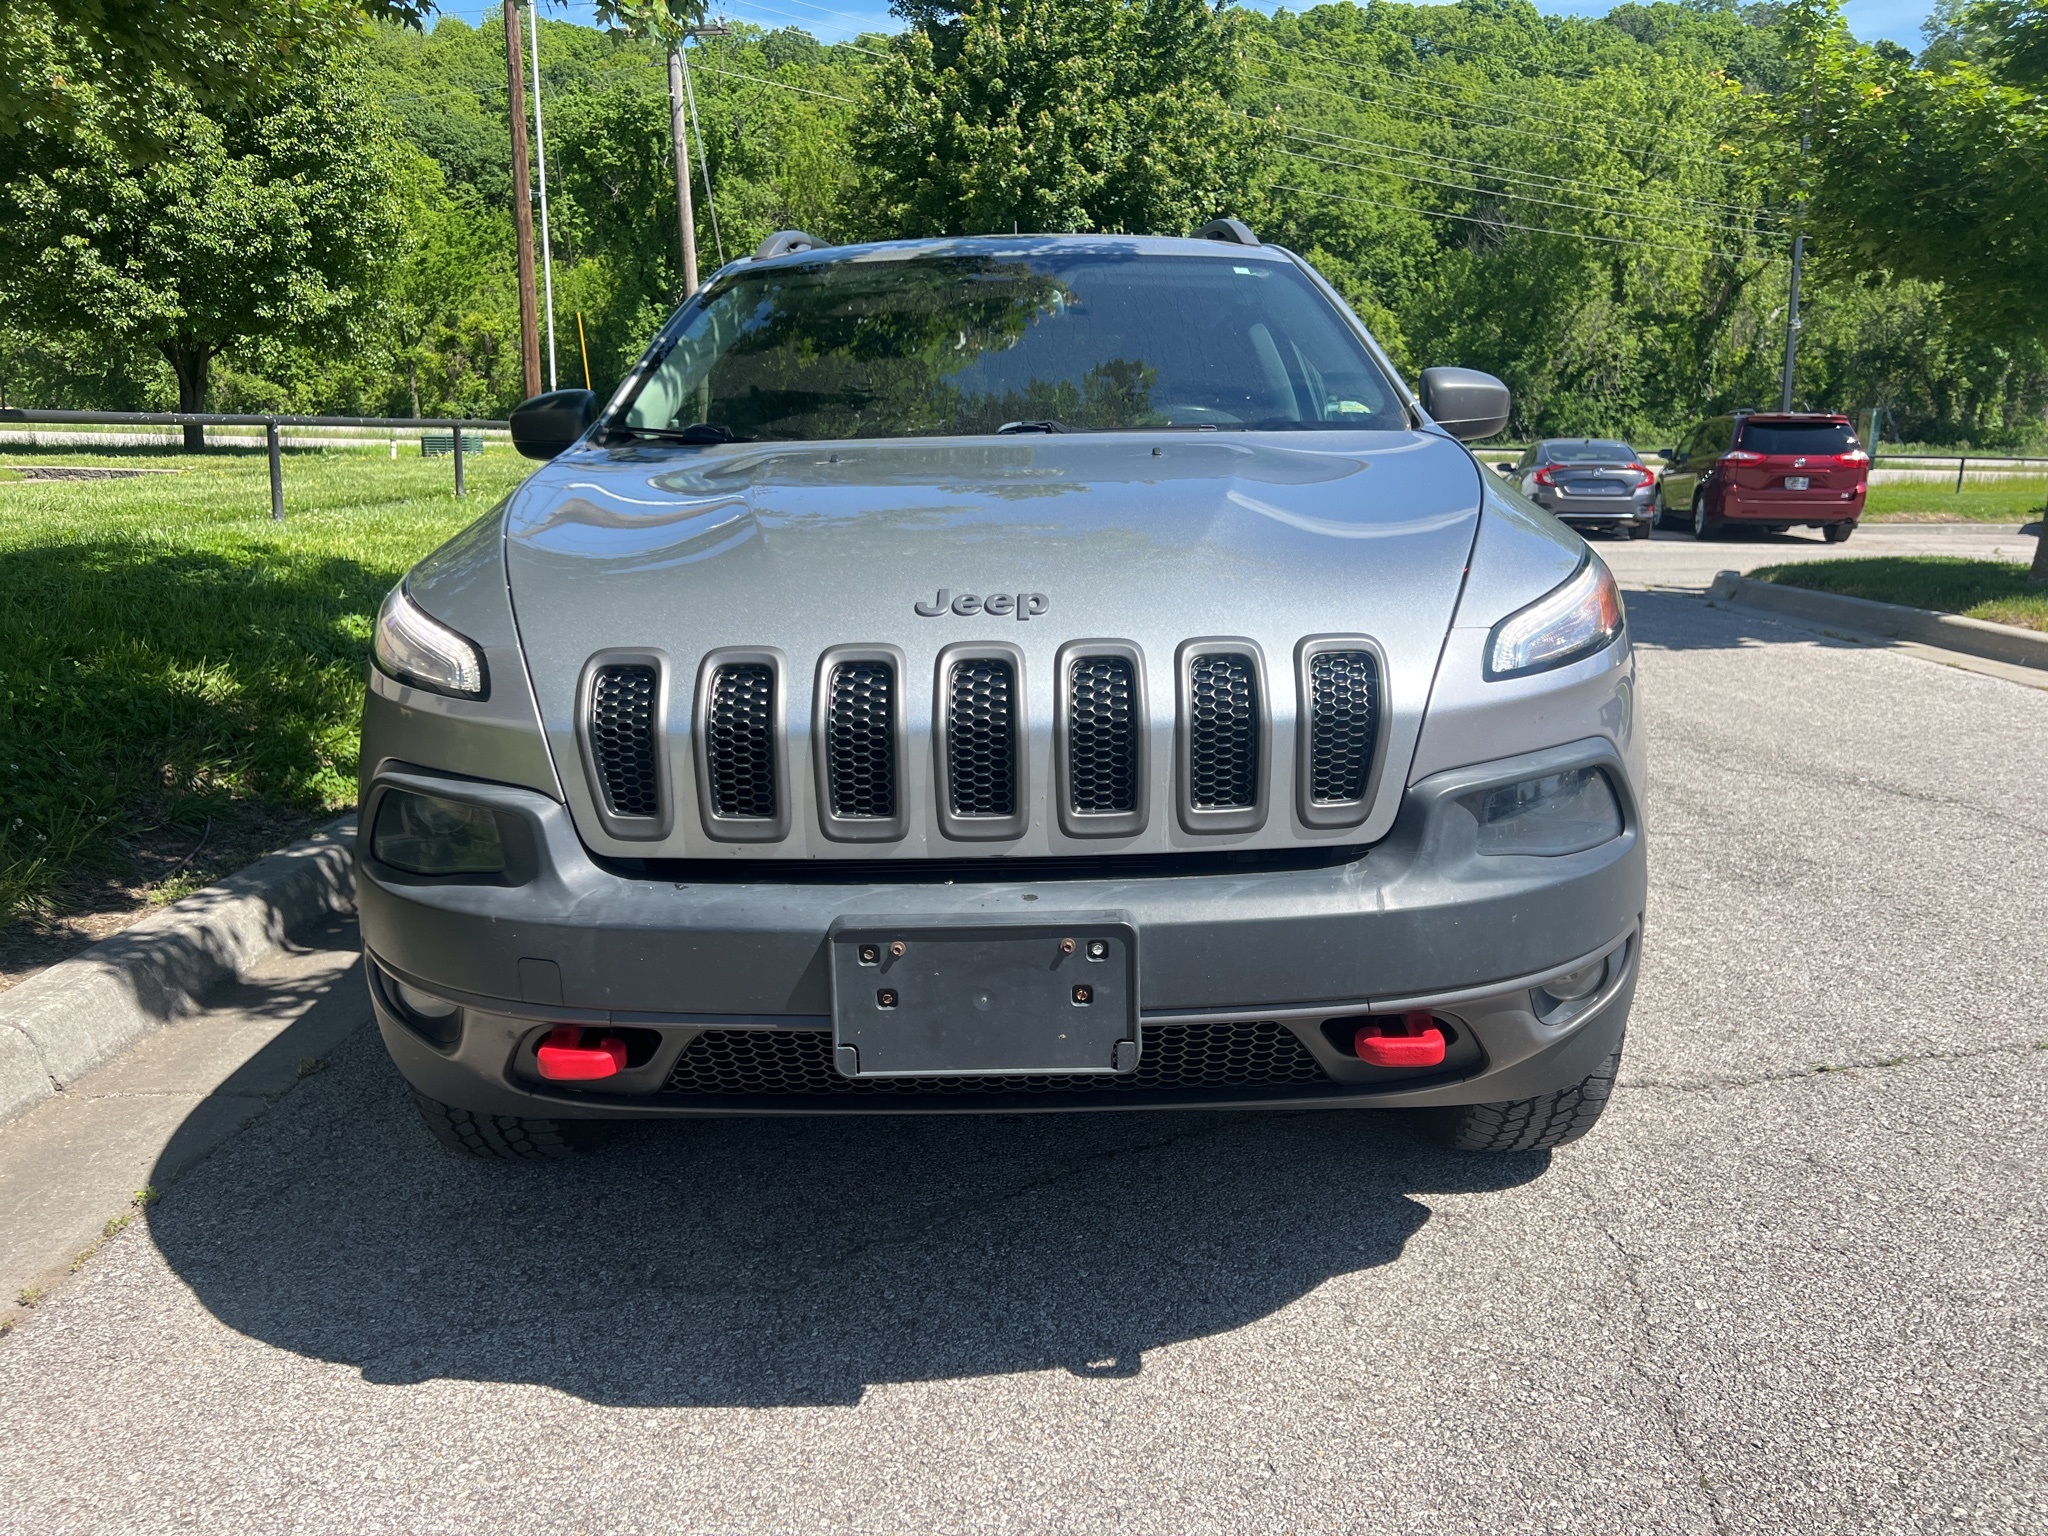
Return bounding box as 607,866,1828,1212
1780,231,1804,412
505,0,542,398
528,0,558,390
666,23,730,298
667,49,699,297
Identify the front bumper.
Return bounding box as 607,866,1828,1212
360,739,1646,1119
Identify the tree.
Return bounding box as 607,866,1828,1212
0,0,433,142
1786,0,2048,572
0,52,403,447
851,0,1271,238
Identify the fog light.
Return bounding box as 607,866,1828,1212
394,980,458,1020
372,789,505,876
1541,958,1604,1003
1469,768,1622,856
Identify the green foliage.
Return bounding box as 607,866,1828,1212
851,0,1271,238
1753,555,2048,630
0,49,403,417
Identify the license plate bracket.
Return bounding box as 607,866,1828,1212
828,917,1137,1077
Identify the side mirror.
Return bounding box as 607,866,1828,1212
1493,461,1516,473
1656,446,1677,461
1418,367,1511,442
510,388,598,461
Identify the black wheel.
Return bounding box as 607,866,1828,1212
1628,517,1653,540
1691,499,1718,540
410,1090,609,1160
1429,1040,1623,1152
1654,489,1685,531
1823,520,1855,544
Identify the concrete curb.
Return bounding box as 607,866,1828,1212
0,817,357,1129
1707,572,2048,673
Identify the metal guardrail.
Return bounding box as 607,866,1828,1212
1871,451,2048,492
0,408,513,519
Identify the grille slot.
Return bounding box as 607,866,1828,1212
1067,655,1138,814
706,662,777,819
824,660,897,819
589,664,661,820
945,657,1018,818
663,1021,1330,1097
1187,652,1260,810
1307,650,1380,805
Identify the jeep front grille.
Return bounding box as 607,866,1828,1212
590,664,660,819
1067,654,1138,814
824,660,896,819
662,1020,1330,1097
706,662,777,819
1187,652,1259,809
945,657,1018,818
1307,650,1380,805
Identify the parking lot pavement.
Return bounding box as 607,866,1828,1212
2,592,2044,1536
1599,521,2036,592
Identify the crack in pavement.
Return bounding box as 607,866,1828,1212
1621,1039,2045,1094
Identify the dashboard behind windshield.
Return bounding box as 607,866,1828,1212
615,250,1407,442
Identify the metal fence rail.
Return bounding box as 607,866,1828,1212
0,408,514,519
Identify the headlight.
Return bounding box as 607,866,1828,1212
1468,767,1623,856
1486,556,1624,680
372,789,505,875
373,584,487,698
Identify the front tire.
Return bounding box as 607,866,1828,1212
1429,1041,1622,1151
411,1090,609,1160
1823,520,1855,544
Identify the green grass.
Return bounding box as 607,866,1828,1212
0,444,533,926
1863,475,2048,523
1751,556,2048,633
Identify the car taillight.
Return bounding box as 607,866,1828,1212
1624,463,1655,489
1721,450,1764,464
1531,465,1561,487
1836,451,1869,466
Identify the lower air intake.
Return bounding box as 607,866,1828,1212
1308,650,1380,805
590,665,660,819
706,663,776,818
662,1020,1329,1097
946,657,1018,817
1187,653,1259,809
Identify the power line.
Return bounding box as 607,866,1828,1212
718,0,896,57
1278,139,1786,247
1272,181,1776,264
1281,121,1782,223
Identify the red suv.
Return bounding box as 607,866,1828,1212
1655,412,1869,542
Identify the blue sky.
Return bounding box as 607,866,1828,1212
440,0,1933,54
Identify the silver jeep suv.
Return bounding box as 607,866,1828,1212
357,226,1645,1158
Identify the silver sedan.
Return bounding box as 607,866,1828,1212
1497,439,1657,538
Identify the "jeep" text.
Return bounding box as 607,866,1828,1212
914,589,1049,620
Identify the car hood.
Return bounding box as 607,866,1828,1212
502,430,1487,859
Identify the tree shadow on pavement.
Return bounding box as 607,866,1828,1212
146,1026,1549,1408
1622,586,1905,656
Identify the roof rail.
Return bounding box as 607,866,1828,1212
754,230,827,259
1192,217,1260,247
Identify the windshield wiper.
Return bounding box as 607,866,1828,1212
995,419,1069,435
621,422,747,445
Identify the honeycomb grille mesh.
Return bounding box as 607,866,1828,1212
1187,653,1259,809
1068,655,1138,814
1308,650,1381,805
946,658,1017,818
590,664,660,819
706,663,777,819
662,1021,1329,1097
825,660,897,819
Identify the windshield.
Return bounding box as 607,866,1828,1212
613,250,1406,442
1543,440,1637,463
1736,420,1858,455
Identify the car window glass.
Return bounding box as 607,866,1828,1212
616,252,1407,440
1544,440,1636,463
1736,420,1859,455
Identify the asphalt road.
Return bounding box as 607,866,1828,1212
3,588,2045,1535
1597,519,2036,592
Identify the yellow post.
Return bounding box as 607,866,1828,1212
576,311,593,392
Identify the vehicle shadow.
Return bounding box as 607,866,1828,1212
145,1024,1549,1408
1621,585,1901,656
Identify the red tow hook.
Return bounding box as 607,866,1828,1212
535,1026,628,1081
1353,1011,1447,1068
